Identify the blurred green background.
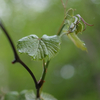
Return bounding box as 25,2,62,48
0,0,100,100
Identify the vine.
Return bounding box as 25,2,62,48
0,0,93,100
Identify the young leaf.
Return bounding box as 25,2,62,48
76,22,83,34
67,32,87,51
66,8,74,17
60,8,88,51
17,34,61,60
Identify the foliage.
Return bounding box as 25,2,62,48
4,90,57,100
61,8,88,51
0,0,97,100
0,7,93,100
14,8,91,100
17,8,90,62
17,34,61,60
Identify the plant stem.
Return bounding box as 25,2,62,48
57,17,66,36
36,88,40,98
36,60,50,98
0,21,19,62
0,21,38,89
0,20,51,99
41,60,50,81
19,60,38,88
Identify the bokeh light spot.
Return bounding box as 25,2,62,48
60,65,75,79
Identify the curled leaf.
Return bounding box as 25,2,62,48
67,32,87,51
76,22,83,34
66,8,74,17
60,8,89,51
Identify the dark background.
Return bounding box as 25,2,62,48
0,0,100,100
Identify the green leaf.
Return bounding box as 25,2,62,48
19,90,28,100
24,90,58,100
3,90,58,100
41,92,57,100
63,16,75,34
4,91,19,100
63,13,78,34
67,32,87,51
25,90,36,100
60,8,87,51
17,34,61,60
76,22,83,34
66,8,74,17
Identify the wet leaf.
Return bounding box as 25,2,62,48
25,90,36,100
3,90,58,100
41,92,57,100
17,34,61,60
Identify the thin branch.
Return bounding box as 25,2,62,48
0,21,19,63
61,0,66,9
36,60,50,98
41,60,50,82
18,60,38,88
57,17,66,36
36,88,40,98
38,60,50,88
57,0,69,36
61,0,68,16
0,20,38,89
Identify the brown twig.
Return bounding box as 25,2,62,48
0,20,38,92
61,0,68,16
